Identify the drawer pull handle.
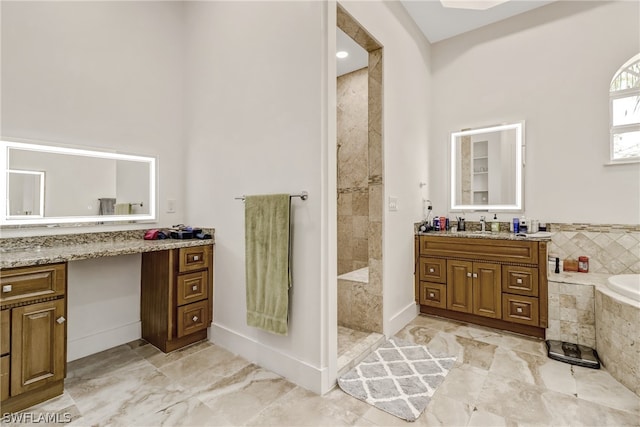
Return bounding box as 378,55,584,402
193,255,199,261
516,307,523,313
192,315,199,322
429,268,435,273
516,278,523,284
429,292,435,297
56,316,66,324
192,285,198,291
2,285,12,293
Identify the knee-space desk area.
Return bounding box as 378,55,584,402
0,229,215,413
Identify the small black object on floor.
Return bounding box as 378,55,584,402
546,339,601,369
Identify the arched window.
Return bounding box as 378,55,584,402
610,54,640,163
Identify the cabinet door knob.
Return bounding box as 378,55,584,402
429,292,435,298
56,316,66,324
467,272,472,277
193,255,199,261
2,284,12,293
192,285,198,291
429,268,435,273
516,307,523,313
516,278,523,284
192,315,199,322
473,273,478,278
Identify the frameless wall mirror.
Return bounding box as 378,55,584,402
1,140,157,226
450,122,524,212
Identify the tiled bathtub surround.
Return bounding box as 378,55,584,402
545,273,608,349
547,223,640,275
596,285,640,397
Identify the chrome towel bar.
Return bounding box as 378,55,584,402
234,191,308,202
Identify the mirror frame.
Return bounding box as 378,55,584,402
0,140,157,226
450,122,524,212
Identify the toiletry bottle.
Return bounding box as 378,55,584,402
513,217,519,233
491,214,499,232
519,216,528,234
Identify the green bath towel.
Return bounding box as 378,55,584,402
245,194,291,335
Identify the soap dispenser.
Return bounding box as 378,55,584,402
491,214,500,232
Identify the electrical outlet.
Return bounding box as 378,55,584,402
167,199,176,213
388,196,398,212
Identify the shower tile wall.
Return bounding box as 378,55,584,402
337,67,368,276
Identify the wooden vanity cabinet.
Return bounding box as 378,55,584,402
415,235,548,338
0,263,67,413
141,245,214,353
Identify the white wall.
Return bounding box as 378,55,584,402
183,1,330,393
338,1,431,337
1,1,186,229
1,1,185,358
430,1,640,225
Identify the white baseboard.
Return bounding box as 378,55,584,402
386,301,419,337
67,321,141,362
211,323,325,394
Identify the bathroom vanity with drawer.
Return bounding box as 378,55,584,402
0,231,215,413
415,233,548,338
0,263,67,414
141,245,214,353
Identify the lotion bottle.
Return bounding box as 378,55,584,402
491,213,500,232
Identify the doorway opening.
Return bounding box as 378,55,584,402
336,5,384,377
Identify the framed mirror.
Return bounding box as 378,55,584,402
1,140,157,225
450,122,524,212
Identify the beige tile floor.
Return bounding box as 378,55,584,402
7,315,640,426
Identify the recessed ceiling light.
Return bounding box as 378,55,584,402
336,51,349,59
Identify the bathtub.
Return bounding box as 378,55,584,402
596,273,640,397
607,274,640,302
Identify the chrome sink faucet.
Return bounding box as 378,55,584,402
480,216,486,232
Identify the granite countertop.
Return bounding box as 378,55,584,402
415,230,552,242
0,230,215,269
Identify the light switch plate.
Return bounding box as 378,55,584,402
388,196,398,211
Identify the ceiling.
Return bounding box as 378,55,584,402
337,0,554,76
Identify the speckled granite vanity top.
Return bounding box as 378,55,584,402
415,230,552,241
0,229,215,269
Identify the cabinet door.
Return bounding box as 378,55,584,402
11,299,65,396
447,260,473,313
472,263,501,319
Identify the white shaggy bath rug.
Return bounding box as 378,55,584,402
338,338,456,422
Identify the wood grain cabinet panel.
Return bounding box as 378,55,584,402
418,258,446,284
11,299,65,395
416,235,547,339
1,263,66,413
141,244,214,353
0,264,65,305
502,265,538,297
419,282,446,309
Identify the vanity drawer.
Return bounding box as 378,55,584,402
502,266,538,297
176,271,209,306
178,246,210,273
502,294,539,327
1,310,9,355
418,257,446,284
419,282,446,309
176,300,209,338
0,264,66,306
